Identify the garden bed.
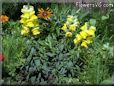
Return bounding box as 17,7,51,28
0,1,114,85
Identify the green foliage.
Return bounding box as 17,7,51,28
3,35,26,77
2,21,26,79
78,39,114,84
18,34,83,84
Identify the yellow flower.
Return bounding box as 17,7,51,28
81,41,88,48
61,24,67,32
26,21,34,27
65,32,72,37
80,31,88,39
20,5,40,36
76,34,82,41
80,22,88,31
74,21,79,27
21,5,34,14
89,26,96,31
65,21,70,26
69,24,76,31
73,38,78,44
21,13,30,19
30,15,38,21
20,18,26,24
87,29,95,37
32,28,40,35
21,26,29,35
67,15,73,23
85,39,92,44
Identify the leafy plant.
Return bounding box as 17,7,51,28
2,34,26,79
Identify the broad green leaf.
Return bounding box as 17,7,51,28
101,15,109,20
34,60,40,66
89,19,96,26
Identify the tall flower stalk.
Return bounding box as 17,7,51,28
20,5,40,36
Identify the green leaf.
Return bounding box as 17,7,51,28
46,52,55,57
31,76,36,83
89,19,96,26
101,79,114,84
34,60,40,66
101,15,109,20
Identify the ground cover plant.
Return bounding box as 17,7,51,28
0,2,114,85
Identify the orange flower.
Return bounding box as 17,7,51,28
38,7,53,20
0,15,9,23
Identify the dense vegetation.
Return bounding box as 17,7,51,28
1,3,114,85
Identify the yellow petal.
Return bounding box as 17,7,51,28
80,22,88,31
89,26,96,31
26,21,34,27
30,15,38,20
73,38,79,44
21,26,29,35
69,24,76,31
65,21,70,26
65,32,72,37
80,31,88,39
87,29,95,36
20,18,26,24
67,15,74,23
61,24,67,32
32,28,40,35
76,34,82,41
81,41,88,48
29,11,35,16
21,13,30,19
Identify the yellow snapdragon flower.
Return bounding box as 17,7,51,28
61,15,79,39
26,21,34,27
65,21,70,26
80,31,88,39
73,38,78,44
73,21,96,48
61,24,67,32
21,5,35,14
80,22,88,31
85,39,92,44
81,41,88,48
74,21,79,27
20,18,26,24
20,5,40,36
65,32,72,37
21,26,29,35
30,15,38,21
87,29,95,37
21,13,30,19
67,15,74,23
89,26,96,31
73,34,82,44
76,34,82,41
69,24,76,31
32,28,40,35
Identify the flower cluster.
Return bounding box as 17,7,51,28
74,22,96,48
0,15,9,23
61,15,79,37
20,5,40,36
